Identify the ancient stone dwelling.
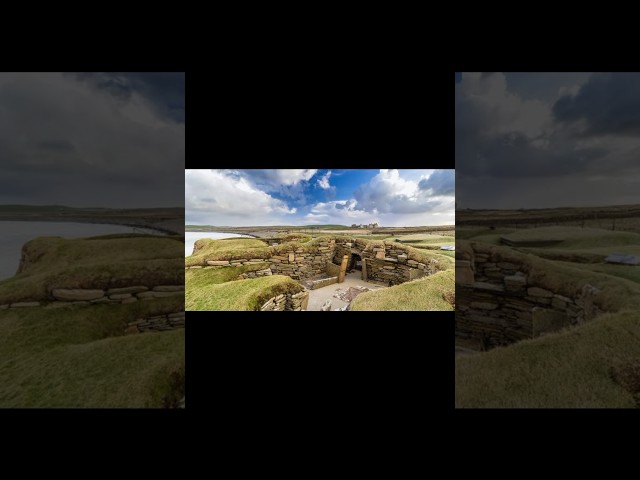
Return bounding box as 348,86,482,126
456,241,606,349
188,236,444,311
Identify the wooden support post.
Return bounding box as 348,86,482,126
338,255,349,283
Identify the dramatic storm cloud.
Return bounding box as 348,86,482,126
0,72,185,208
455,72,640,209
185,169,455,227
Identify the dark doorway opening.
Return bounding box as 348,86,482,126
350,253,362,272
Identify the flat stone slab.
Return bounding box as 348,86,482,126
10,302,40,307
109,293,133,300
472,281,505,293
152,285,184,292
505,275,526,285
150,291,184,298
107,286,149,295
528,287,554,298
470,301,498,310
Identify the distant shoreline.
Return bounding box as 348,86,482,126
0,217,179,236
184,225,454,237
0,206,184,235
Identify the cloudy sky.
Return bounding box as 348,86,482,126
185,169,455,227
0,72,184,208
455,72,640,209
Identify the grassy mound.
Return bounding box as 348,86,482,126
275,233,312,243
0,296,184,407
0,235,184,304
186,266,304,311
455,310,640,408
187,237,268,265
350,270,454,311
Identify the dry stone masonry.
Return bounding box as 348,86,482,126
259,290,310,311
456,242,605,349
333,238,436,286
0,285,184,310
126,311,185,334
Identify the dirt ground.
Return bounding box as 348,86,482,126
306,271,387,311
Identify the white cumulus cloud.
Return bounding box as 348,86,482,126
185,169,297,225
316,170,332,189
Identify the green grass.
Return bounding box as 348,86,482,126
555,261,640,286
456,310,640,408
186,238,269,266
0,296,184,407
0,235,184,304
300,224,349,229
499,226,640,249
350,270,454,311
456,227,517,240
274,233,312,243
186,266,303,311
387,233,455,245
351,234,392,240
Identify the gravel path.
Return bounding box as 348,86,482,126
306,271,387,311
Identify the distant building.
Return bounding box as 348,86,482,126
352,222,380,229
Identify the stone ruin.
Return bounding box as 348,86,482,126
456,242,606,349
188,236,444,311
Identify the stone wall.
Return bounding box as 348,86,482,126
456,242,604,348
191,238,337,282
326,261,341,277
126,311,185,334
259,290,310,311
0,285,184,310
236,268,273,280
307,276,339,289
330,238,436,286
268,238,336,280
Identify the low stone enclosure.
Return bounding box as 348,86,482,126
455,240,629,349
187,235,447,310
